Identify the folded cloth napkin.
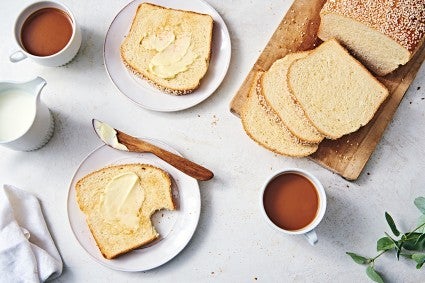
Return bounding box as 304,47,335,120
0,185,63,282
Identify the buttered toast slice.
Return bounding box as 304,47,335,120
241,72,318,157
287,39,389,139
261,52,324,144
120,3,213,95
76,163,175,259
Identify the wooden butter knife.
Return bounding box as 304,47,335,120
92,119,214,181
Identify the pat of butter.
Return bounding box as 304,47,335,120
100,172,145,230
143,31,197,79
141,30,175,52
149,49,198,79
94,120,128,151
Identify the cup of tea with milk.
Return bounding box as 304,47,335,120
260,169,327,245
10,1,81,66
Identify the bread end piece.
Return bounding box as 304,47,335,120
318,0,425,76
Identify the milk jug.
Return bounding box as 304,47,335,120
0,77,54,151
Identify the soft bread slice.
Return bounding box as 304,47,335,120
262,52,324,144
318,0,424,76
241,72,318,157
76,163,175,259
120,3,213,95
287,39,389,140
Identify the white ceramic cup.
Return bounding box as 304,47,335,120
9,1,81,67
259,168,327,246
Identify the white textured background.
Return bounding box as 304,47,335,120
0,0,424,282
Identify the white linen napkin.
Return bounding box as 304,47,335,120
0,184,63,282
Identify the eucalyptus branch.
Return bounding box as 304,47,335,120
346,196,425,283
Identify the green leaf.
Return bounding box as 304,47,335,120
412,253,425,269
403,233,425,251
377,237,395,251
366,266,384,283
417,215,425,233
385,212,400,236
414,197,425,214
346,252,371,264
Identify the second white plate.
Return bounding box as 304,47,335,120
67,138,200,271
104,0,231,112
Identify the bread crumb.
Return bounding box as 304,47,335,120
211,115,219,126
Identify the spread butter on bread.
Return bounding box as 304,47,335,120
287,39,389,140
120,3,213,95
318,0,425,76
76,163,175,259
241,72,318,157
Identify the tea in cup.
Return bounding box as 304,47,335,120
259,169,326,245
10,1,81,66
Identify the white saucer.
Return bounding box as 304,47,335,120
67,138,200,271
104,0,231,112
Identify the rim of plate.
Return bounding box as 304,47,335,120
103,0,231,112
67,139,201,271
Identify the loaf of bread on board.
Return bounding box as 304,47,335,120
121,3,213,95
318,0,425,76
76,163,175,259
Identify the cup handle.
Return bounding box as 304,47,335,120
304,229,318,246
10,50,27,63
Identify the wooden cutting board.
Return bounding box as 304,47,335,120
230,0,425,180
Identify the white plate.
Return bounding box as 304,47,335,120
67,138,200,271
104,0,231,112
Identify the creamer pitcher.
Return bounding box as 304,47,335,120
0,77,54,151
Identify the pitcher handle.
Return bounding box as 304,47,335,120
10,50,27,63
304,229,318,246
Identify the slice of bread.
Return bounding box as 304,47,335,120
261,52,324,144
241,72,318,157
120,3,213,95
76,163,175,259
287,39,389,140
318,0,425,76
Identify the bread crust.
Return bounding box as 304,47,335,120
120,3,214,95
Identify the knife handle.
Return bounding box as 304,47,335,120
149,145,214,181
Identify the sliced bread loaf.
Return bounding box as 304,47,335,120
287,39,389,140
261,52,324,144
76,163,175,259
241,72,318,157
318,0,425,76
120,3,213,95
